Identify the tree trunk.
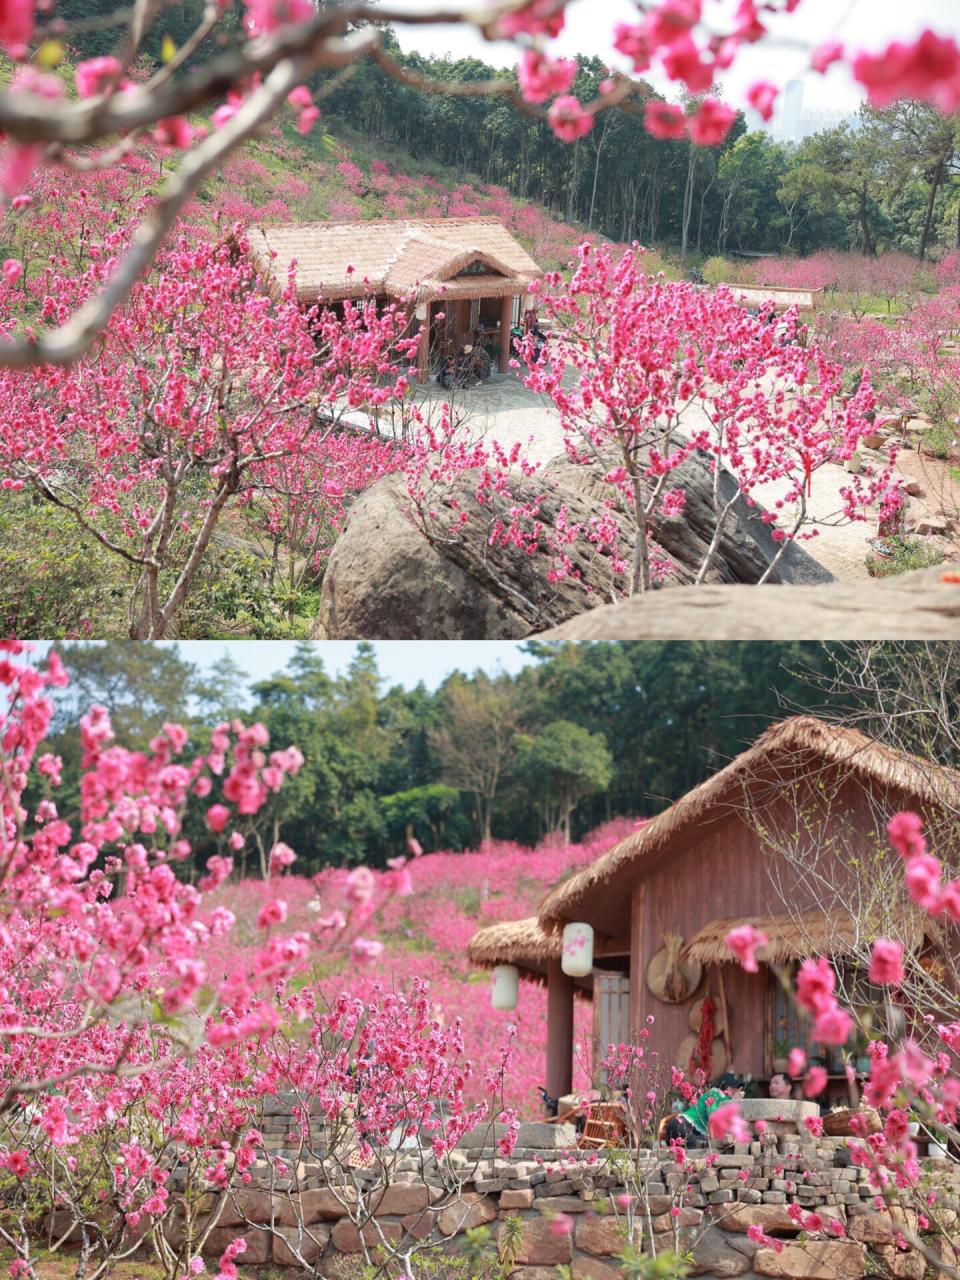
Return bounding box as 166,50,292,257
919,159,944,260
681,149,696,259
859,189,875,257
629,473,650,595
587,117,609,231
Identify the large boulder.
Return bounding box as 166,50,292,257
540,567,960,639
312,455,832,639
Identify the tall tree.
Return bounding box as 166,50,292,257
52,642,197,746
799,123,884,255
430,673,520,844
516,720,613,842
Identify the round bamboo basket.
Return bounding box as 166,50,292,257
676,1033,728,1078
822,1107,881,1137
647,934,702,1004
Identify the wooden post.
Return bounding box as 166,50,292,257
500,294,514,373
716,962,732,1064
417,305,429,383
546,959,574,1101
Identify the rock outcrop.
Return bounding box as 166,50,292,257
312,456,832,639
540,566,960,639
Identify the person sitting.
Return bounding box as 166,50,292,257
769,1072,792,1100
663,1072,744,1148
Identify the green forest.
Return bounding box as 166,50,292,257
41,640,865,873
53,2,960,260
315,45,960,258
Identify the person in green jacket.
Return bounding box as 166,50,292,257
663,1073,745,1148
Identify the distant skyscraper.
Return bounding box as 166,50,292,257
780,80,804,143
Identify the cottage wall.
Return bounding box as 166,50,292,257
627,773,922,1081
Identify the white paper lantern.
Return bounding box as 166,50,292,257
561,922,594,977
491,964,519,1011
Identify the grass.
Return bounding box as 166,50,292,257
0,1249,166,1280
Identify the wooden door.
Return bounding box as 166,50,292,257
593,972,631,1084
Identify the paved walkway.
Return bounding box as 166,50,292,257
410,368,567,466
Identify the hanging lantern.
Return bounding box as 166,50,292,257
561,922,594,977
491,964,519,1011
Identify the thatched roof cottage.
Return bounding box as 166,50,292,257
469,716,957,1104
247,217,543,379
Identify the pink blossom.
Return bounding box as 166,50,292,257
645,0,702,48
904,853,941,911
268,842,297,874
795,957,836,1014
0,0,33,53
869,938,905,986
1,144,40,199
803,1066,828,1097
747,1224,783,1252
244,0,313,35
297,106,321,135
256,899,287,928
853,30,960,110
746,80,777,122
708,1100,750,1143
787,1047,806,1077
645,100,687,139
613,23,652,72
154,117,195,148
812,40,844,73
548,96,594,142
3,259,22,285
518,49,577,103
0,1150,29,1178
663,36,713,92
725,922,768,973
661,487,687,517
351,937,385,964
687,98,736,145
550,1212,574,1236
887,811,926,859
75,56,124,98
812,1004,853,1045
206,804,231,833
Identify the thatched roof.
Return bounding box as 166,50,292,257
247,217,542,304
685,910,925,967
538,716,958,938
467,917,559,971
466,917,595,992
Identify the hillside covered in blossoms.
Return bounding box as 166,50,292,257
206,819,639,1117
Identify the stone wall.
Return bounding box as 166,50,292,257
205,1105,960,1279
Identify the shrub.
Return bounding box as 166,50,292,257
869,535,945,577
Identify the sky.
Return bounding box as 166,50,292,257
164,640,535,692
382,0,959,118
